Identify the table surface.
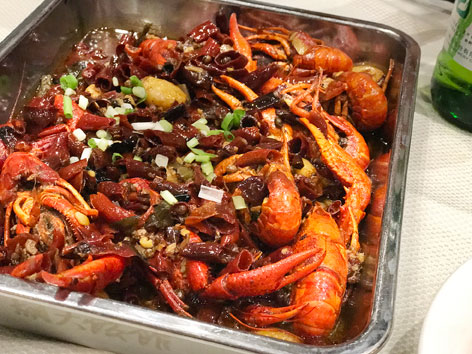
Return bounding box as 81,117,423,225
0,0,469,353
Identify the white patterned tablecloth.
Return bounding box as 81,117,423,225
0,1,467,353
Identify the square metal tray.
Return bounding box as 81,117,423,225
0,0,420,353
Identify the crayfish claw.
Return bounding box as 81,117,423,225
41,255,126,294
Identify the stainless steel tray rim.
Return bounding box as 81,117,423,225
0,0,421,353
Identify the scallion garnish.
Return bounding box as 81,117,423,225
158,119,173,132
232,195,247,210
232,109,245,126
189,147,217,158
64,88,76,97
81,148,92,161
97,139,109,151
187,137,199,149
207,130,224,136
72,128,86,141
96,129,109,139
78,95,88,110
155,154,169,168
184,152,196,163
60,74,78,90
63,95,73,119
186,137,217,159
221,109,245,131
224,131,235,141
160,190,178,205
121,86,132,95
201,161,214,176
195,155,211,163
221,113,233,131
192,118,208,127
132,86,146,99
112,152,123,163
130,75,143,87
192,122,207,131
220,109,244,141
87,138,97,149
205,172,216,182
105,106,117,118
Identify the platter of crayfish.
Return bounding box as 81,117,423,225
0,0,420,353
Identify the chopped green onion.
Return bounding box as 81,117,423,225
81,148,92,161
69,156,80,164
224,131,235,141
207,130,224,136
158,119,173,132
130,75,143,87
187,137,199,149
131,122,156,131
124,108,134,115
64,88,76,96
114,107,126,115
201,161,214,175
184,152,196,163
160,190,178,205
136,96,146,105
96,130,108,139
121,86,132,95
192,118,208,126
232,109,245,126
60,74,78,90
152,121,166,131
221,112,234,131
155,154,169,168
192,122,207,130
189,147,217,158
133,155,143,161
201,127,211,136
186,138,218,158
87,138,97,148
105,106,117,118
232,195,247,210
221,109,245,131
78,95,88,110
195,155,211,163
112,153,123,163
195,123,210,136
97,139,109,151
63,95,73,119
72,128,86,141
132,86,146,99
205,172,216,182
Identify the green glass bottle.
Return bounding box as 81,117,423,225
431,0,472,130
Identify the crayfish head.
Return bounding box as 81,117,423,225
256,170,302,247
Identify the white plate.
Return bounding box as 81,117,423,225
419,258,472,354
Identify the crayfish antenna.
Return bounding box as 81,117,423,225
147,271,193,318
